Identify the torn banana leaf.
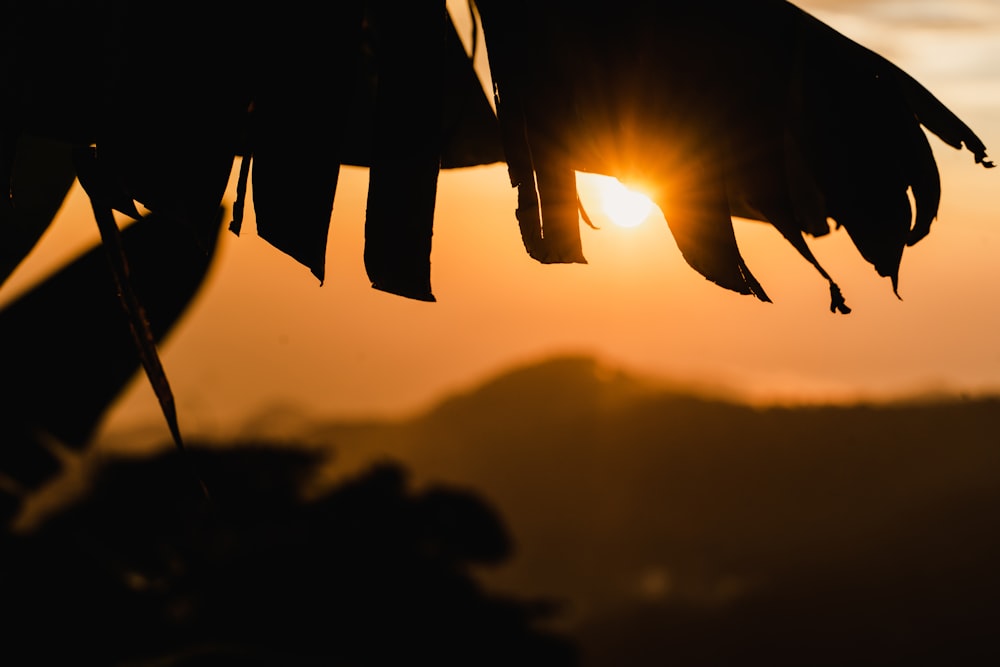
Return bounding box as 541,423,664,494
473,0,993,312
362,0,446,302
244,2,501,292
477,0,588,264
339,9,505,171
245,1,365,285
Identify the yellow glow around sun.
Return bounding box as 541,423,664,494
588,174,656,228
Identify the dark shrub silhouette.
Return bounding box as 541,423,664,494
0,443,577,666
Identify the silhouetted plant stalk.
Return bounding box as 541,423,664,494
72,145,210,500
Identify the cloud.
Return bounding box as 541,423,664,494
798,0,1000,30
795,0,1000,116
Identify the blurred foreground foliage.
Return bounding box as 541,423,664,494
0,442,577,665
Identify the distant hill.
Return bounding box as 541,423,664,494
299,354,1000,666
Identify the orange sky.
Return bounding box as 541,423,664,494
2,0,998,443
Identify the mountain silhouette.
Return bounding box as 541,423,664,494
296,354,1000,665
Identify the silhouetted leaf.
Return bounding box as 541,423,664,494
0,205,224,521
2,1,991,312
476,0,588,264
339,10,505,171
363,0,446,302
0,135,77,287
474,0,992,309
247,1,364,285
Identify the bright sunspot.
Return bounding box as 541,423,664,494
587,174,656,228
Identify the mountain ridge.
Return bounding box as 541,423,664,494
295,355,999,630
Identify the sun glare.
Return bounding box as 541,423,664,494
587,174,656,228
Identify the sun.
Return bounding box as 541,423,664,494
582,174,656,228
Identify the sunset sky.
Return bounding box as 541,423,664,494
2,0,997,443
